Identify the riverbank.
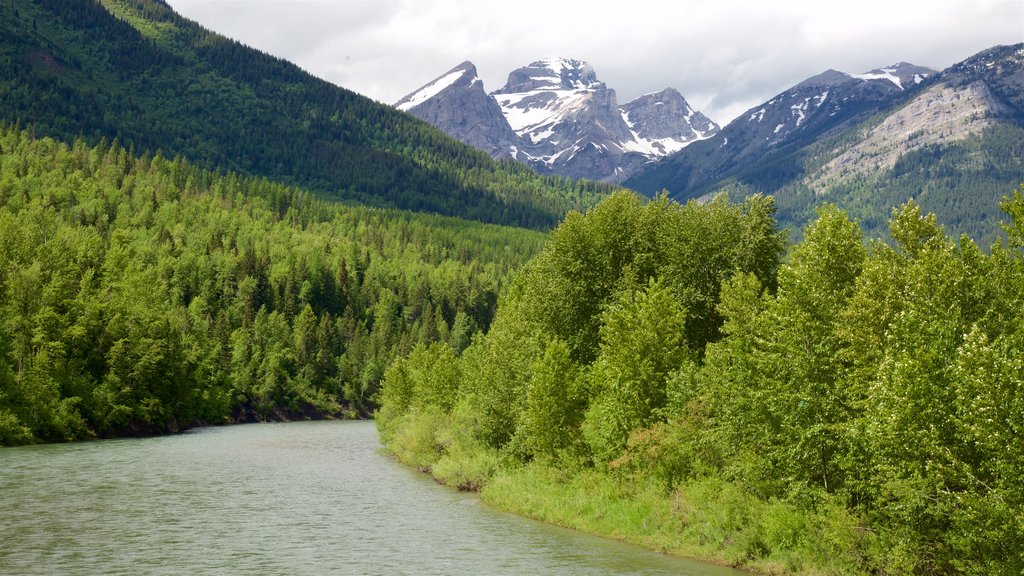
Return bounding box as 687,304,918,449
481,466,878,576
378,412,881,576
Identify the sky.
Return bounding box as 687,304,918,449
165,0,1023,124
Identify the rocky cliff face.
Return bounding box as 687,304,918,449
395,61,518,158
808,80,1012,189
395,58,718,182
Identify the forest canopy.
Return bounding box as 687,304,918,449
0,125,546,443
378,185,1024,575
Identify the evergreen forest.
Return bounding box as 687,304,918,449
0,125,546,443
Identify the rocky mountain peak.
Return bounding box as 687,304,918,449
795,63,936,91
395,61,480,112
620,88,718,154
796,69,859,88
849,62,936,90
395,58,717,182
394,61,518,158
494,57,603,94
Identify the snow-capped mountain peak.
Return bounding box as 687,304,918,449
396,61,479,112
494,57,602,94
620,88,717,156
849,62,934,90
395,58,718,182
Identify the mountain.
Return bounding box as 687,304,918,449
396,58,718,182
626,45,1024,243
395,61,519,159
625,62,937,198
0,0,612,229
620,88,720,157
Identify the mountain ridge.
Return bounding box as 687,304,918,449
626,60,940,199
625,43,1024,243
396,58,718,183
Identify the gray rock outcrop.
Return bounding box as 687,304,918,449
395,61,518,158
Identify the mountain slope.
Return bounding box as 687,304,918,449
625,62,937,198
626,45,1024,243
0,0,610,228
396,58,717,182
788,44,1024,242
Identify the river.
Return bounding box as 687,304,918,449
0,420,745,575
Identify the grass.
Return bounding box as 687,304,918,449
480,464,880,575
378,409,882,575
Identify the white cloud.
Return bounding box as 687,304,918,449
167,0,1024,123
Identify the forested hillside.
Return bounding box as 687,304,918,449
753,120,1024,246
0,0,611,228
379,188,1024,575
0,125,546,444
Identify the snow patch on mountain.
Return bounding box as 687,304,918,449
495,88,593,139
851,68,904,89
396,69,471,111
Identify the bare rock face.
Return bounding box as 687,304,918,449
396,58,718,182
809,81,1012,188
395,61,518,158
805,44,1024,190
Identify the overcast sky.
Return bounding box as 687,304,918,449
165,0,1023,124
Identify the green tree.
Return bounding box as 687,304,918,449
700,204,864,496
583,279,689,463
519,339,585,461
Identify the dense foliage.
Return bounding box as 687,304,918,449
0,125,546,444
0,0,611,228
378,187,1024,575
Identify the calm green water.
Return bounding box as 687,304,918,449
0,421,744,575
